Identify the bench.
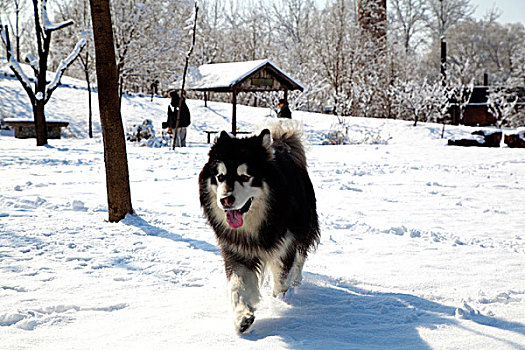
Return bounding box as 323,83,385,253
4,119,69,139
204,130,252,143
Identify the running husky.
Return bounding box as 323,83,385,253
198,123,320,333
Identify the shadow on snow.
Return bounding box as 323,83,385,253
122,214,219,255
244,272,525,350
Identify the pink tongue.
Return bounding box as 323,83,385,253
226,210,243,229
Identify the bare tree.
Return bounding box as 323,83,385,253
390,0,428,53
0,0,86,146
448,63,474,124
487,86,519,128
111,0,191,105
425,0,474,38
0,0,27,61
53,0,95,138
89,0,133,222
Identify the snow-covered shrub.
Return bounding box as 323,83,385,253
127,119,155,142
322,116,349,145
323,130,348,145
390,78,450,126
321,117,391,145
487,86,519,127
347,128,391,145
140,132,173,148
126,119,172,147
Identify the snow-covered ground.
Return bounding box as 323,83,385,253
1,70,524,349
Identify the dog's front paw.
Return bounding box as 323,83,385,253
234,310,255,333
272,284,289,298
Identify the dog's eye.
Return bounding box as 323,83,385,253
216,174,225,182
238,175,251,182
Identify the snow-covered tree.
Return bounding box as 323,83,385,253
353,74,378,118
390,77,449,125
197,0,227,64
53,0,95,137
0,0,28,61
489,45,525,128
110,0,194,101
424,0,474,39
447,66,474,125
0,0,85,146
312,0,355,113
390,78,426,125
487,86,519,128
389,0,428,53
444,16,525,85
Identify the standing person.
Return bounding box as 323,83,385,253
163,90,191,147
150,79,159,101
278,99,292,119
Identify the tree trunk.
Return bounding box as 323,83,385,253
34,10,51,147
33,99,48,146
90,0,133,222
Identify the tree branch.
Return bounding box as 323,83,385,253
0,24,35,104
45,38,86,103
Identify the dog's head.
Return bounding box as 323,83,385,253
200,129,273,230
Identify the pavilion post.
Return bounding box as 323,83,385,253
204,91,208,107
284,89,288,101
232,88,237,135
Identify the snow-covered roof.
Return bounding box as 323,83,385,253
186,59,304,92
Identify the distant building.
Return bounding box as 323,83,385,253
449,86,524,127
453,86,496,126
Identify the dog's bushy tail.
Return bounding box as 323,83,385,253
259,120,308,169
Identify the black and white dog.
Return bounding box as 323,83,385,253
199,123,320,333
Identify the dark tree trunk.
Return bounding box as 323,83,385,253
15,0,21,61
33,99,48,146
90,0,133,222
33,0,51,146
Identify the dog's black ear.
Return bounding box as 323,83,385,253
215,131,231,143
258,129,272,150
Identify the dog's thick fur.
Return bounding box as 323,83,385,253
198,123,320,333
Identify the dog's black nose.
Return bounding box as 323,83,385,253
220,195,235,208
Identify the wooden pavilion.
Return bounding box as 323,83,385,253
185,59,304,134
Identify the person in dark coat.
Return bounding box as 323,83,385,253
163,90,191,147
278,99,292,119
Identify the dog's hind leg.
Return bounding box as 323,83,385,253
271,250,306,297
270,249,296,297
289,252,306,287
227,264,260,333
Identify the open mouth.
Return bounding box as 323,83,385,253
225,198,253,229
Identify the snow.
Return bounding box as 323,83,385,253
186,59,304,91
1,70,525,349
